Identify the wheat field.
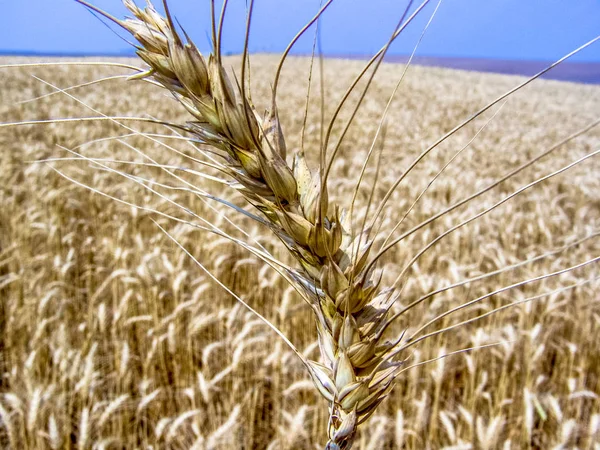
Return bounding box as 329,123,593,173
1,50,599,450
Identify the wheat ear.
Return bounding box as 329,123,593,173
68,0,416,446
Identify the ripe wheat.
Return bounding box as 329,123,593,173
0,1,599,449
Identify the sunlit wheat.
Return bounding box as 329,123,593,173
0,0,599,448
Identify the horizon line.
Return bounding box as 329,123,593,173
2,51,599,84
1,49,600,64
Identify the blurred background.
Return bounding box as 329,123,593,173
1,0,600,83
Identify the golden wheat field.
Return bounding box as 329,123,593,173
1,51,600,450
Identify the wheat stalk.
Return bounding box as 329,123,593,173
65,1,423,446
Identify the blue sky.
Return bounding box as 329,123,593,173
1,0,599,62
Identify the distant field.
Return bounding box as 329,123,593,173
0,55,599,449
4,52,600,84
319,55,600,85
387,56,600,84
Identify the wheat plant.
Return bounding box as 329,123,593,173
1,1,599,449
